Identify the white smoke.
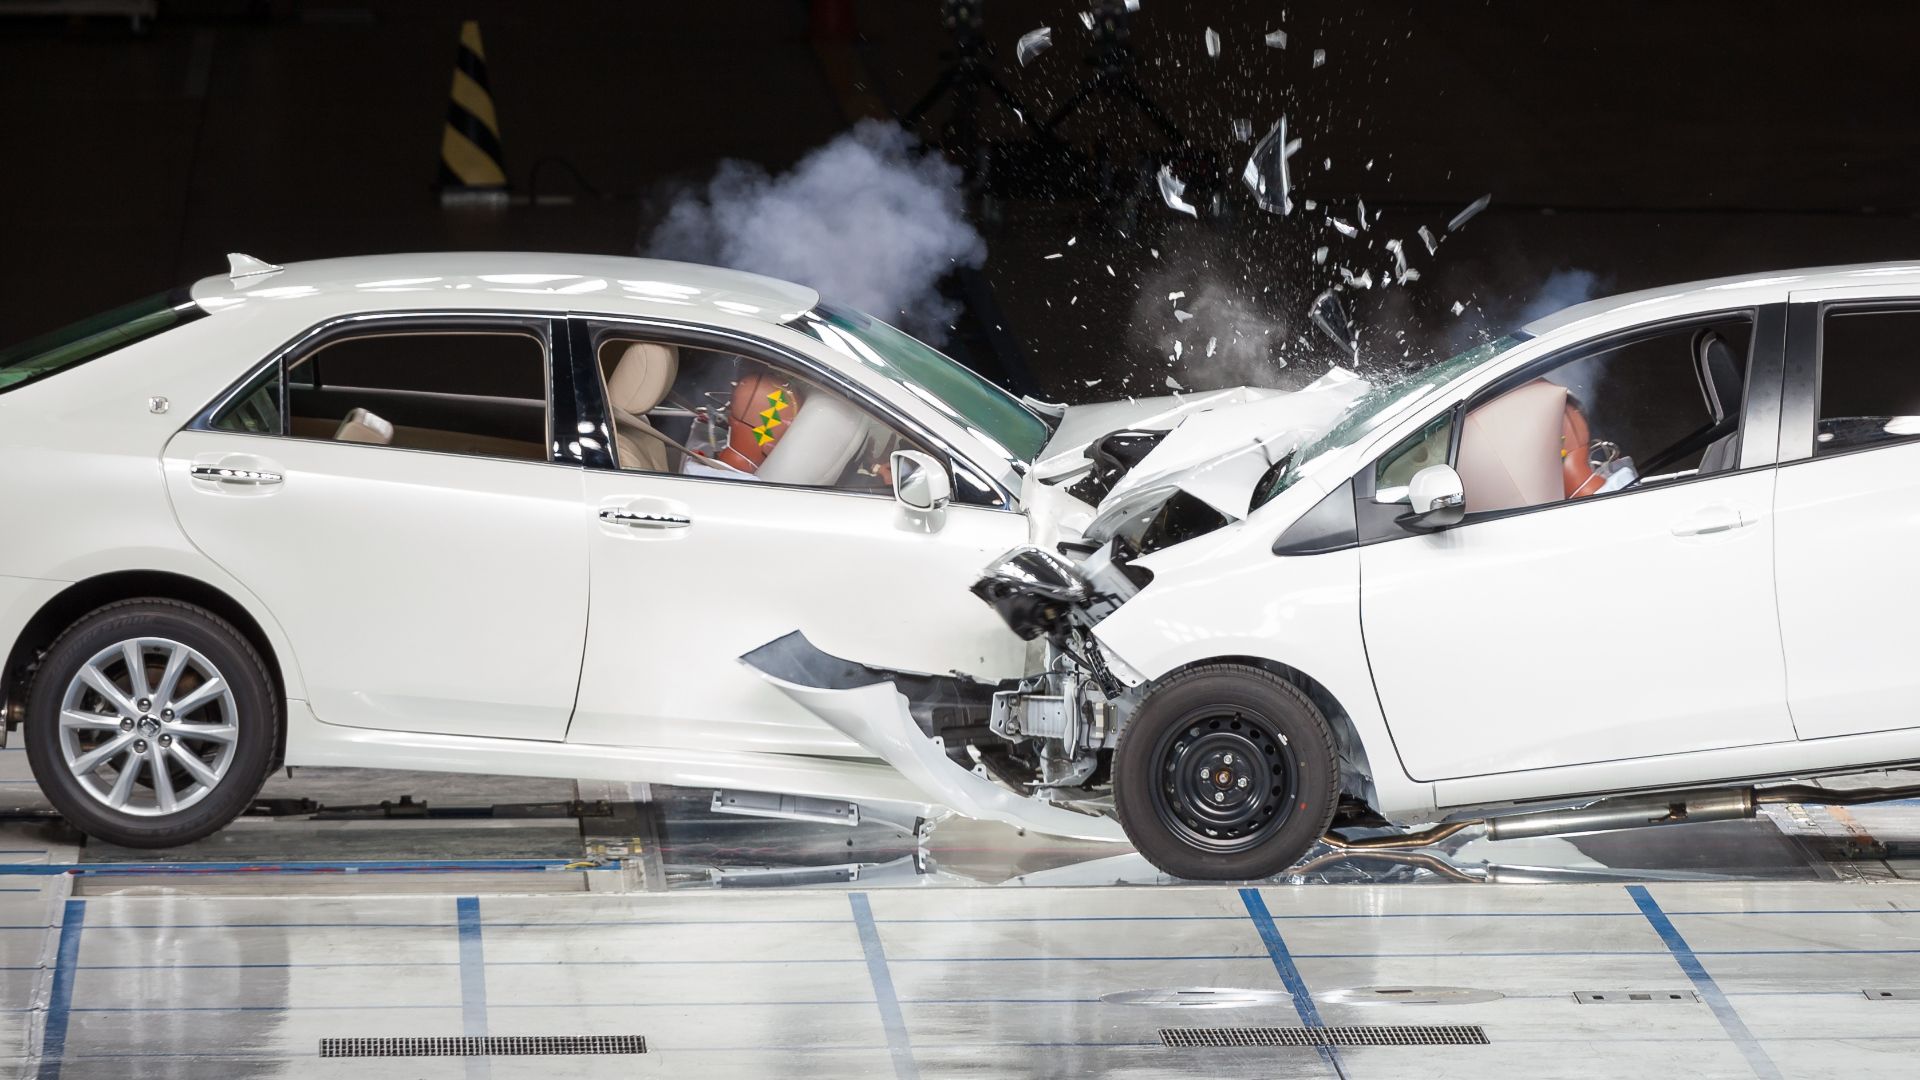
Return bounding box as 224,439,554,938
1516,268,1602,325
643,121,985,339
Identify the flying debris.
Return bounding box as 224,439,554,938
1451,300,1467,316
1313,246,1328,264
1079,10,1095,29
1124,0,1139,10
1231,117,1253,142
1242,117,1301,215
1356,198,1369,230
1165,375,1184,390
1172,341,1184,361
1016,27,1053,66
1105,264,1116,277
1448,194,1492,231
1167,291,1186,301
1338,267,1374,290
1385,239,1420,284
1312,48,1327,67
1418,225,1439,255
1044,252,1064,260
1155,164,1199,218
1265,28,1288,48
1174,309,1194,322
1206,336,1218,357
1205,27,1221,59
1083,378,1103,387
1309,290,1358,360
1328,216,1358,238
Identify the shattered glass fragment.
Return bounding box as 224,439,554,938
1106,264,1116,277
1451,300,1466,316
1068,236,1077,246
1124,0,1139,10
1418,225,1439,255
1080,10,1095,29
1265,28,1287,48
1172,341,1184,361
1241,117,1300,215
1150,248,1160,258
1385,238,1420,284
1045,252,1064,260
1155,164,1199,218
1366,158,1375,171
1084,378,1102,387
1323,157,1332,170
1309,289,1358,360
1303,198,1316,210
1232,117,1253,142
1328,216,1358,238
1016,27,1053,67
1312,48,1326,67
1174,309,1194,322
1205,27,1221,58
1357,198,1368,230
1168,290,1186,300
1448,194,1491,231
1313,245,1328,264
1338,267,1374,289
1206,336,1218,357
1166,375,1184,390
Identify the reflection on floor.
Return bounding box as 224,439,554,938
0,755,1917,1076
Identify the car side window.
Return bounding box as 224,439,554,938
1454,317,1753,514
1815,307,1920,455
212,329,549,462
594,334,934,496
1375,411,1454,497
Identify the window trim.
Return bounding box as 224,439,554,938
189,311,580,467
1349,305,1785,545
1778,298,1920,467
564,313,1017,510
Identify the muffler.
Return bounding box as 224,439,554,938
1484,788,1755,841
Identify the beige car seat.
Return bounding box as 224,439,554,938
755,391,873,487
334,408,394,445
606,342,679,472
1457,380,1568,513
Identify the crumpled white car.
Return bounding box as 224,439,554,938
5,253,1917,879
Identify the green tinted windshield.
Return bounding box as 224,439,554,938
0,290,199,395
1251,333,1528,509
796,302,1052,464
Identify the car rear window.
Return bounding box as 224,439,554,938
0,289,203,395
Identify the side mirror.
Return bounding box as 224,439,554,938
1397,464,1466,531
892,450,952,512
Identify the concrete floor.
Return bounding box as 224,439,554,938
0,747,1918,1077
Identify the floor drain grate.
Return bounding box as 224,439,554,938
1161,1025,1489,1048
1575,990,1698,1005
320,1035,647,1058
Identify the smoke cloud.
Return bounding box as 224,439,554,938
1515,268,1603,325
643,121,985,339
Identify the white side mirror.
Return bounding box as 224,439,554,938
892,450,952,512
1401,464,1466,530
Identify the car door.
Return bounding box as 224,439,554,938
1359,308,1798,780
163,314,588,741
563,319,1030,755
1771,295,1920,739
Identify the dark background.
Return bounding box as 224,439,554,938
4,0,1918,399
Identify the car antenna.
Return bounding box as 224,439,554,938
226,253,284,282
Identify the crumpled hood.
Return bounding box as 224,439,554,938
1061,368,1369,541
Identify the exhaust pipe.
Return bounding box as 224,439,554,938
1485,788,1754,842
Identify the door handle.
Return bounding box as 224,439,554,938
599,507,690,529
1670,506,1752,537
190,464,283,486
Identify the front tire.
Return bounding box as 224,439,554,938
24,599,277,848
1113,665,1338,880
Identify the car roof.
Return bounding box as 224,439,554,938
1521,261,1920,338
188,252,821,325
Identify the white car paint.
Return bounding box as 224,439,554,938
7,253,1920,852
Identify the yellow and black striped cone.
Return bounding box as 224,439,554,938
438,20,508,205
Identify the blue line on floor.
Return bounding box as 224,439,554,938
848,892,918,1080
1241,888,1346,1080
0,858,616,877
38,898,84,1080
1629,885,1782,1080
456,897,490,1080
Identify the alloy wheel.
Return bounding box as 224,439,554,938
55,637,240,817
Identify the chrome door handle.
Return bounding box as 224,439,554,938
599,507,690,529
191,464,283,485
1670,507,1751,537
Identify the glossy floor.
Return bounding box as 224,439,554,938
0,752,1917,1077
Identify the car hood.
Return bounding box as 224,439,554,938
1033,369,1369,541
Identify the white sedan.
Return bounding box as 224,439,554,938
2,253,1916,880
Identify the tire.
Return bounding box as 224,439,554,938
1113,665,1338,880
24,599,277,848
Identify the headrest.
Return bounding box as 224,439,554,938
755,391,871,487
1457,379,1568,513
334,407,394,445
1693,331,1742,423
608,342,680,415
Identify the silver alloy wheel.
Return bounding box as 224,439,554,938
56,636,239,817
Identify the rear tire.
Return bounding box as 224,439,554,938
1113,665,1338,880
24,599,277,848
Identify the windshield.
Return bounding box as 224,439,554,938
794,302,1052,465
1251,333,1529,509
0,290,200,395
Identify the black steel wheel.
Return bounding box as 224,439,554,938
1113,665,1337,880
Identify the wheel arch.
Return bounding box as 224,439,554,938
4,571,289,769
1148,655,1382,818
